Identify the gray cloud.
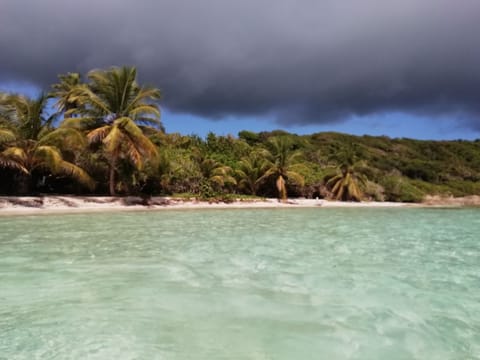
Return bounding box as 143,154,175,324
1,0,480,128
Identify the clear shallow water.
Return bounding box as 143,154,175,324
1,208,480,359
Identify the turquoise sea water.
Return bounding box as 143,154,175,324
1,208,480,359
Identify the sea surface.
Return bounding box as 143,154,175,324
1,208,479,359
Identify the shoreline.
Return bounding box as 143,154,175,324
0,195,468,216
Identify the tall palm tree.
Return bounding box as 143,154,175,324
235,149,270,195
59,66,161,195
260,136,305,202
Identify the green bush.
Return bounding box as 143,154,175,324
381,176,425,202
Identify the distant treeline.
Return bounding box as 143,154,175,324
1,66,480,202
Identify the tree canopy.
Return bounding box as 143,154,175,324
1,66,480,202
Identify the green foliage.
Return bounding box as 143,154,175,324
238,130,260,146
260,136,305,202
381,176,425,202
2,67,480,201
235,149,270,195
55,66,161,195
199,181,217,199
0,93,56,140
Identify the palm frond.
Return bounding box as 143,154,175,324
72,85,110,114
286,170,305,186
102,125,123,154
50,72,83,113
119,118,158,159
61,117,98,130
123,140,144,169
88,125,112,143
2,146,27,163
57,161,95,190
128,105,161,118
34,145,64,173
124,87,161,114
39,127,87,151
134,116,163,129
0,128,16,144
0,154,28,173
257,167,277,184
326,174,341,186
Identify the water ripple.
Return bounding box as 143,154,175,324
1,208,480,359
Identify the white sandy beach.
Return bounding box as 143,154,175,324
2,194,479,216
0,195,426,216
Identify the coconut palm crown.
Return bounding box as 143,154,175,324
0,92,94,191
235,149,270,195
50,72,83,115
0,93,56,141
260,136,305,202
326,144,368,201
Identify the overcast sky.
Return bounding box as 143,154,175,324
1,0,479,139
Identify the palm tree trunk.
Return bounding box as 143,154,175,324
276,175,287,203
109,157,117,196
17,173,31,195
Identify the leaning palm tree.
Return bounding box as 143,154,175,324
260,136,305,202
2,140,94,192
235,149,270,195
59,66,161,195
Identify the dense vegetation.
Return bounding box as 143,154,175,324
1,66,480,202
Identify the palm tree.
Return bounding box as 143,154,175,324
2,140,94,192
50,72,83,116
59,66,161,195
0,127,27,173
326,165,367,201
0,93,14,128
0,93,56,141
235,149,270,195
199,157,236,192
260,136,305,202
326,145,367,201
0,92,94,193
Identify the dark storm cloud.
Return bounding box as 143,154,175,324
1,0,480,127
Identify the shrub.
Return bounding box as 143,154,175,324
381,176,425,202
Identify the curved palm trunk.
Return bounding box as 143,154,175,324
109,156,117,196
276,175,287,203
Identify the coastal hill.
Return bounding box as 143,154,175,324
222,130,480,202
2,125,480,202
